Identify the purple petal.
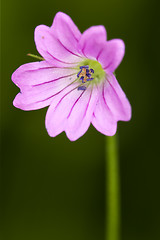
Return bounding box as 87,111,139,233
34,25,83,67
13,74,78,111
92,73,131,136
12,61,77,87
78,26,107,59
45,84,84,138
98,39,125,73
45,86,98,141
92,85,117,136
51,12,82,56
12,61,78,110
65,86,99,141
104,73,131,121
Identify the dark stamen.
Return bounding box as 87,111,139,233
80,65,89,69
77,65,94,90
78,86,87,91
87,78,94,81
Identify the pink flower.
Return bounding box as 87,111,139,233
12,12,131,141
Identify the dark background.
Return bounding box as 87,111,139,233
1,0,160,239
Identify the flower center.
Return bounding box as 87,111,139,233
77,59,106,90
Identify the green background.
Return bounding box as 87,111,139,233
1,0,160,239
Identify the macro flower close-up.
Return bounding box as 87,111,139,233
12,11,131,141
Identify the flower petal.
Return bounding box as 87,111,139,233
78,26,107,59
45,85,98,141
65,86,99,141
104,73,131,121
51,12,82,56
12,61,77,87
98,39,125,73
45,84,83,138
92,73,131,136
92,85,117,136
12,61,79,110
34,24,82,67
13,74,78,111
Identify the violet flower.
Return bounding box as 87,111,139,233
12,12,131,141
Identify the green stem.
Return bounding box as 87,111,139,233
106,134,120,240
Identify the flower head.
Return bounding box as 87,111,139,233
12,12,131,141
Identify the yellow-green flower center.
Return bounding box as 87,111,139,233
78,59,106,86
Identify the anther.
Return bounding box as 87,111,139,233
87,78,94,81
78,86,87,91
80,65,89,69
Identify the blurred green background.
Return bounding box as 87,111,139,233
1,0,160,239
